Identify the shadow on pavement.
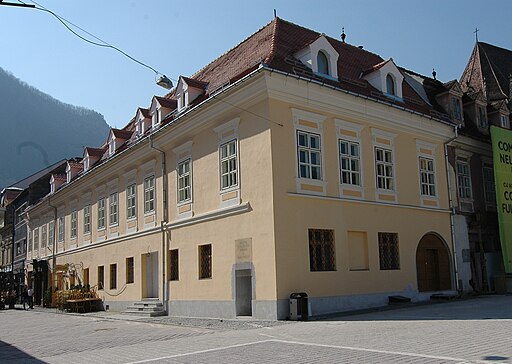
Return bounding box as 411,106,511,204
0,340,45,363
314,295,512,322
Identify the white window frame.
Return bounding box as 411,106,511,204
109,192,118,226
297,130,322,181
220,140,238,190
41,224,47,250
70,210,78,238
33,227,39,253
214,118,241,207
144,176,155,214
83,205,91,234
126,184,137,220
375,146,395,191
48,220,55,248
339,139,361,186
419,156,436,197
456,161,472,200
58,216,64,242
28,230,32,252
177,158,192,203
97,197,106,230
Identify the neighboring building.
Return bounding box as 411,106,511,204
0,160,67,300
450,41,512,292
26,18,469,319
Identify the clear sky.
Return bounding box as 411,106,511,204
1,0,512,129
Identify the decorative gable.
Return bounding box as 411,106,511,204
150,96,178,128
65,160,83,183
176,76,208,113
82,147,105,172
295,35,339,79
50,174,66,193
107,128,133,156
362,59,404,100
135,108,151,136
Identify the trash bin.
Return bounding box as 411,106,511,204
289,292,308,321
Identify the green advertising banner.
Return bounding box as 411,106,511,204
491,125,512,273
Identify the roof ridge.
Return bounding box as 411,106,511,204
478,41,512,55
264,17,280,65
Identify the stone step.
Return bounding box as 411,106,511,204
132,301,163,307
123,309,166,317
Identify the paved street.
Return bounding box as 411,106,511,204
0,295,511,363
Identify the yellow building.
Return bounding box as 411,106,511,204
26,18,460,319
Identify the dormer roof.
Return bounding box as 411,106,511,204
84,147,107,158
181,76,209,91
137,108,151,119
154,96,177,110
111,128,133,140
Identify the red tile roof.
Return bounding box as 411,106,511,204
138,108,151,118
85,147,106,157
155,96,177,110
181,76,209,90
111,128,134,140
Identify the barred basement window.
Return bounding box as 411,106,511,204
126,257,134,284
170,249,179,281
98,266,104,290
378,232,400,270
308,229,336,271
199,244,212,279
110,263,117,289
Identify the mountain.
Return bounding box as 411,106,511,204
0,67,110,189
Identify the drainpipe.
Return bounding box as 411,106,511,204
444,124,461,292
10,204,15,287
48,197,58,296
149,134,169,312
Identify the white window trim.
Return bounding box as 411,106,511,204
97,197,106,231
214,118,241,208
109,192,119,227
416,140,438,201
292,108,326,196
143,175,156,216
83,205,91,235
456,160,473,204
126,183,137,221
70,210,78,239
372,128,397,201
336,119,364,199
173,141,194,209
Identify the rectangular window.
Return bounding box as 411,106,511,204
199,244,212,279
478,106,487,128
97,266,104,290
58,216,64,242
177,159,192,202
170,249,179,281
126,184,137,219
375,147,394,190
48,221,55,247
419,157,436,196
33,228,39,252
378,232,400,270
339,140,360,185
297,131,322,180
83,268,89,287
109,192,118,226
41,224,47,250
501,115,509,128
98,198,106,229
83,205,91,234
308,229,336,271
483,166,496,204
28,230,32,252
70,210,77,238
144,176,155,213
451,97,462,121
126,257,134,284
220,140,238,189
456,162,472,199
110,263,117,290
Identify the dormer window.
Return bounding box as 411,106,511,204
180,92,186,109
152,108,160,128
317,51,329,75
386,74,396,96
108,135,115,156
477,106,487,128
66,165,72,183
451,97,462,121
83,157,90,171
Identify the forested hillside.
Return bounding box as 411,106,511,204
0,67,110,188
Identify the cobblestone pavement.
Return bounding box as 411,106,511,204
0,295,511,363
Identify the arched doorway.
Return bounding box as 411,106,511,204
416,233,451,292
